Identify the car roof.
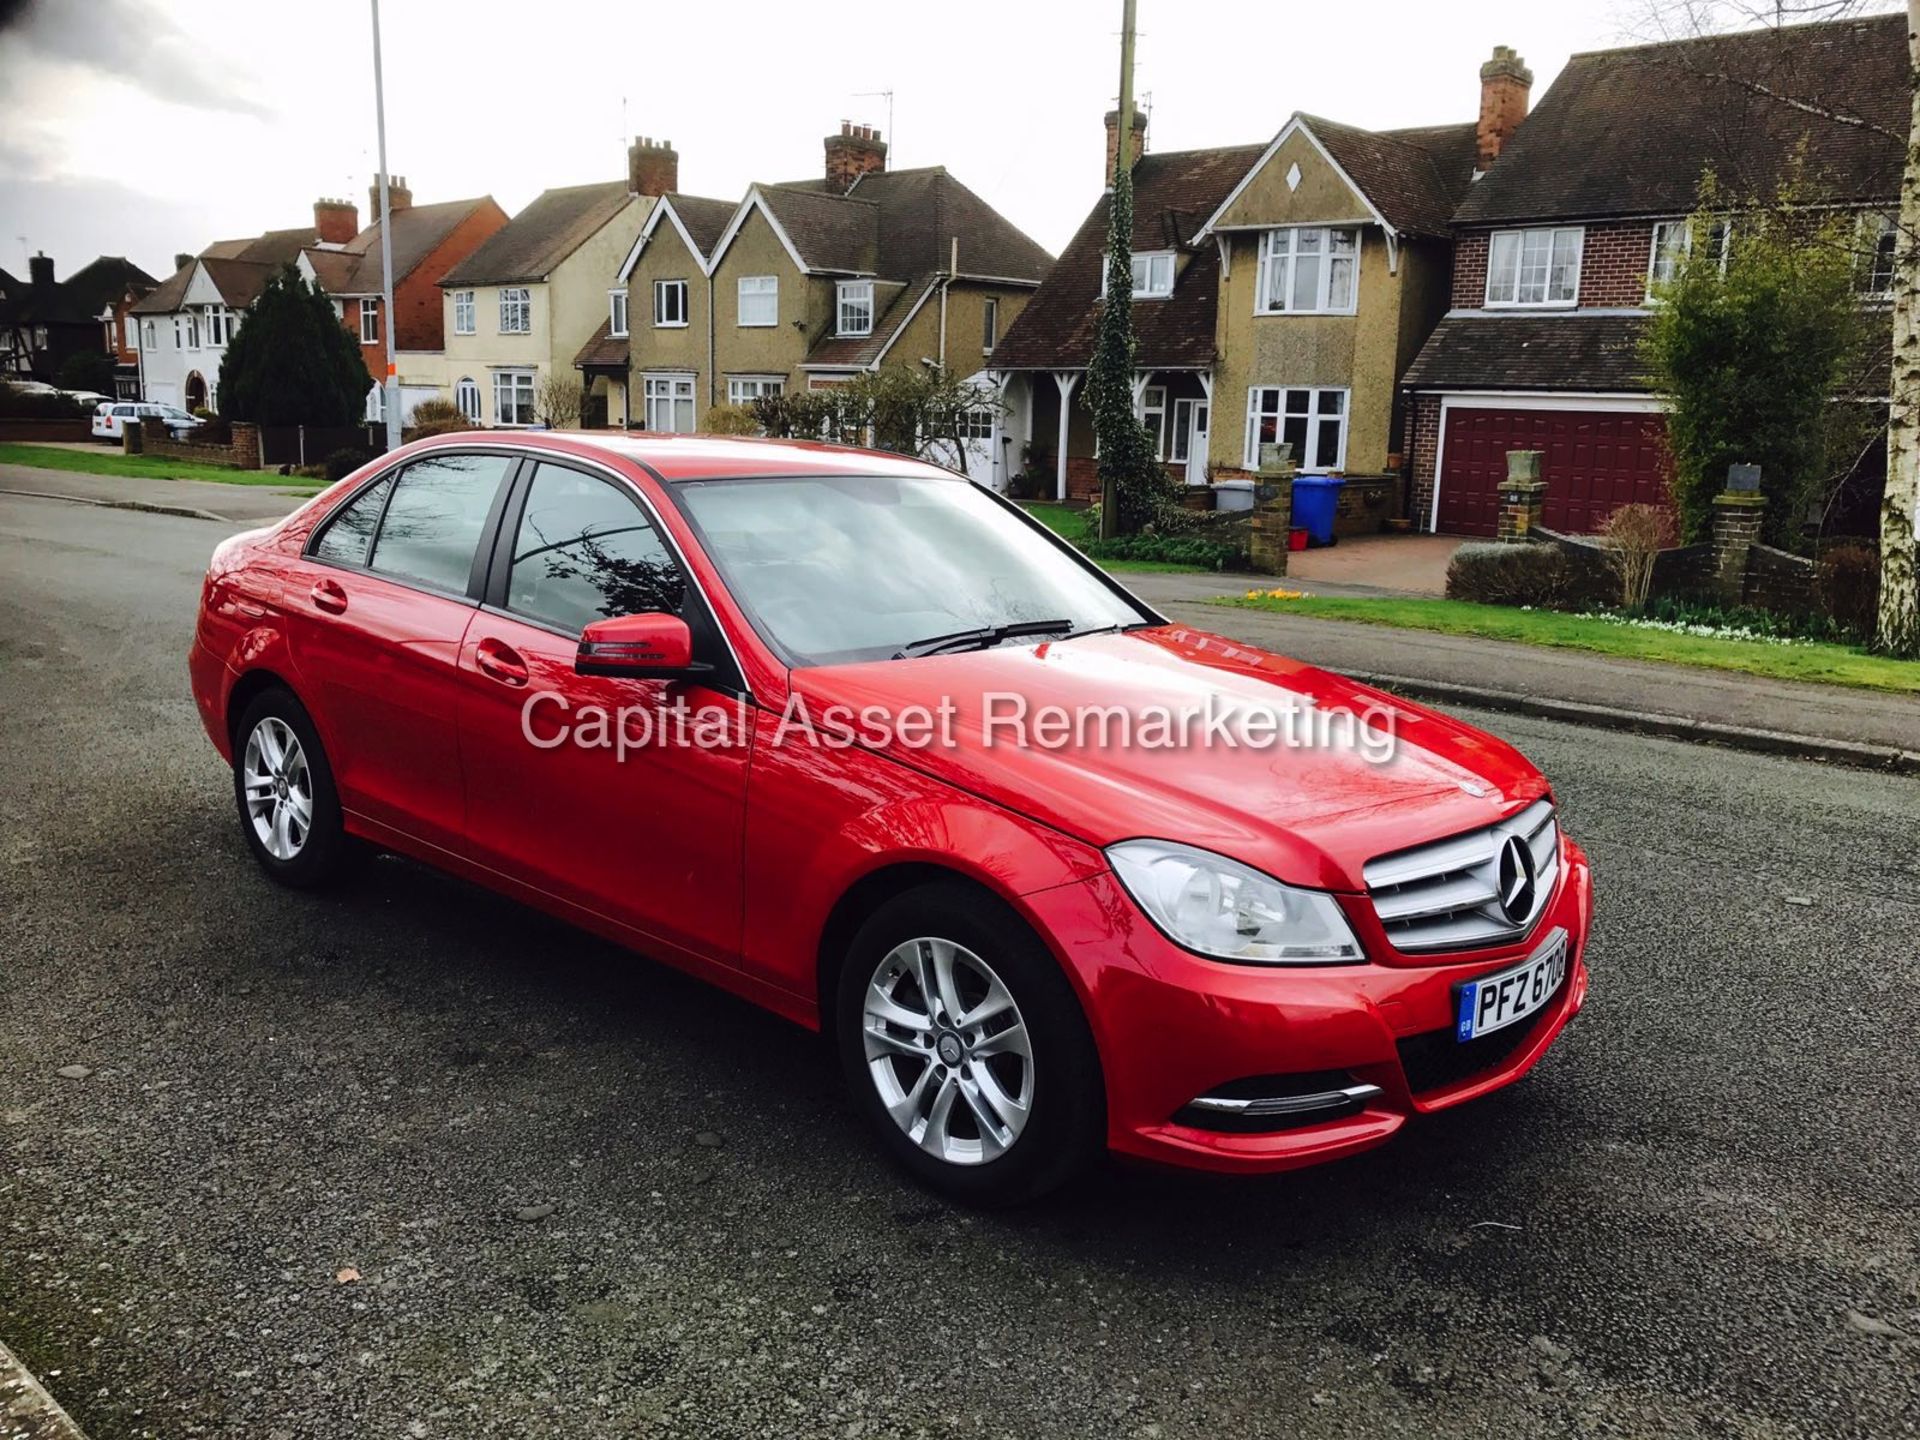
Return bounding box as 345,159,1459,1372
410,429,966,484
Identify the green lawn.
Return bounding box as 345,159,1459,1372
1020,501,1222,574
1219,592,1920,695
0,442,323,488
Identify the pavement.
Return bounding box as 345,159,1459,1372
1286,532,1461,596
2,490,1918,1439
0,461,320,526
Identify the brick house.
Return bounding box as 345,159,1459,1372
295,178,509,423
1402,14,1904,535
608,124,1053,485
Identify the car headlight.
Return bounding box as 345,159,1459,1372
1106,839,1363,965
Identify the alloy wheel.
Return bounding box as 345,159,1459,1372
861,937,1034,1165
241,716,314,861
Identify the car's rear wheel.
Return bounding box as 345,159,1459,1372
836,881,1103,1206
231,688,357,888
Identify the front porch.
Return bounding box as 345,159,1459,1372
992,367,1215,501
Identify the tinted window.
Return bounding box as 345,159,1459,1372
367,453,512,594
311,476,392,567
506,463,684,633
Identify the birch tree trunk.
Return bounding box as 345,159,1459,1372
1878,0,1920,655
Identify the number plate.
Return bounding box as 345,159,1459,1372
1454,928,1569,1043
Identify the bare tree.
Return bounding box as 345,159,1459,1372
535,372,586,429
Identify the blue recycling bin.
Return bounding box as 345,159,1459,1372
1290,474,1346,547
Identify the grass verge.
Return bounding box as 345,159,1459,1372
0,442,321,487
1219,592,1920,695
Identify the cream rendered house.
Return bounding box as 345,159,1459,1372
437,140,675,426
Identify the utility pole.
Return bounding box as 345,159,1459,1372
1100,0,1138,540
370,0,401,452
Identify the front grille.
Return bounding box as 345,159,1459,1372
1363,800,1559,953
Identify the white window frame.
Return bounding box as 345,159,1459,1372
365,383,385,423
452,290,475,335
1244,386,1350,471
493,368,536,426
982,296,998,354
498,287,532,334
653,279,689,328
1647,218,1730,298
142,320,156,351
172,316,183,349
454,376,481,422
1138,384,1168,460
643,372,697,433
1858,211,1898,299
1130,251,1175,299
1254,227,1360,316
726,375,785,405
1484,226,1584,308
737,275,778,328
359,298,379,345
186,312,201,349
836,280,874,337
608,289,628,338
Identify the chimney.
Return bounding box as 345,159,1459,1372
369,174,413,219
314,197,360,245
174,253,193,273
628,136,679,197
1103,105,1148,188
824,122,888,194
28,253,54,289
1476,46,1533,170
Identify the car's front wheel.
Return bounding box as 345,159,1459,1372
836,881,1104,1206
231,688,357,888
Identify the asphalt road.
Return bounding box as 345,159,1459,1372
1,492,1916,1440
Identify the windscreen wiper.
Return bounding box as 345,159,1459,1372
892,618,1078,660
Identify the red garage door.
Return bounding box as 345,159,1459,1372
1437,407,1671,537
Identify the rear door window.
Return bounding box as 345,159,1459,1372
366,452,514,595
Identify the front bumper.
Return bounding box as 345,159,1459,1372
1022,840,1594,1175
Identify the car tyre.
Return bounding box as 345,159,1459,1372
836,881,1104,1207
231,688,359,889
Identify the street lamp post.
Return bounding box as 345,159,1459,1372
369,0,401,452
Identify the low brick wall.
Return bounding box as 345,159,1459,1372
1333,476,1395,537
1744,543,1814,615
1533,528,1713,608
0,417,93,443
139,418,260,470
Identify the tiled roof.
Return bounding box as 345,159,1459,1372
439,181,633,286
324,197,495,294
756,185,880,274
2,256,158,324
804,276,935,368
198,258,279,309
1456,13,1905,225
573,317,629,369
129,262,192,315
662,194,738,260
301,248,358,292
1306,116,1477,238
1402,312,1656,391
990,144,1264,371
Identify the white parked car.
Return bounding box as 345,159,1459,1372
92,402,204,442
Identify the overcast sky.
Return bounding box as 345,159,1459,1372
0,0,1836,285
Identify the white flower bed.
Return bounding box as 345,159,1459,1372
1575,613,1806,646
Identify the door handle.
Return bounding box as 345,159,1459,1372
310,579,347,614
475,638,530,687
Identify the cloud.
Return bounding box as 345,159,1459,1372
0,0,271,118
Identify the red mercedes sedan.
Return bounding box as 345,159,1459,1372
190,432,1592,1204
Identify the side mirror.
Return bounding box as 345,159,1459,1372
576,612,707,680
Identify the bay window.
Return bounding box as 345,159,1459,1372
1245,387,1347,470
644,373,696,432
493,368,536,426
727,376,784,405
1485,226,1582,307
1256,228,1358,314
